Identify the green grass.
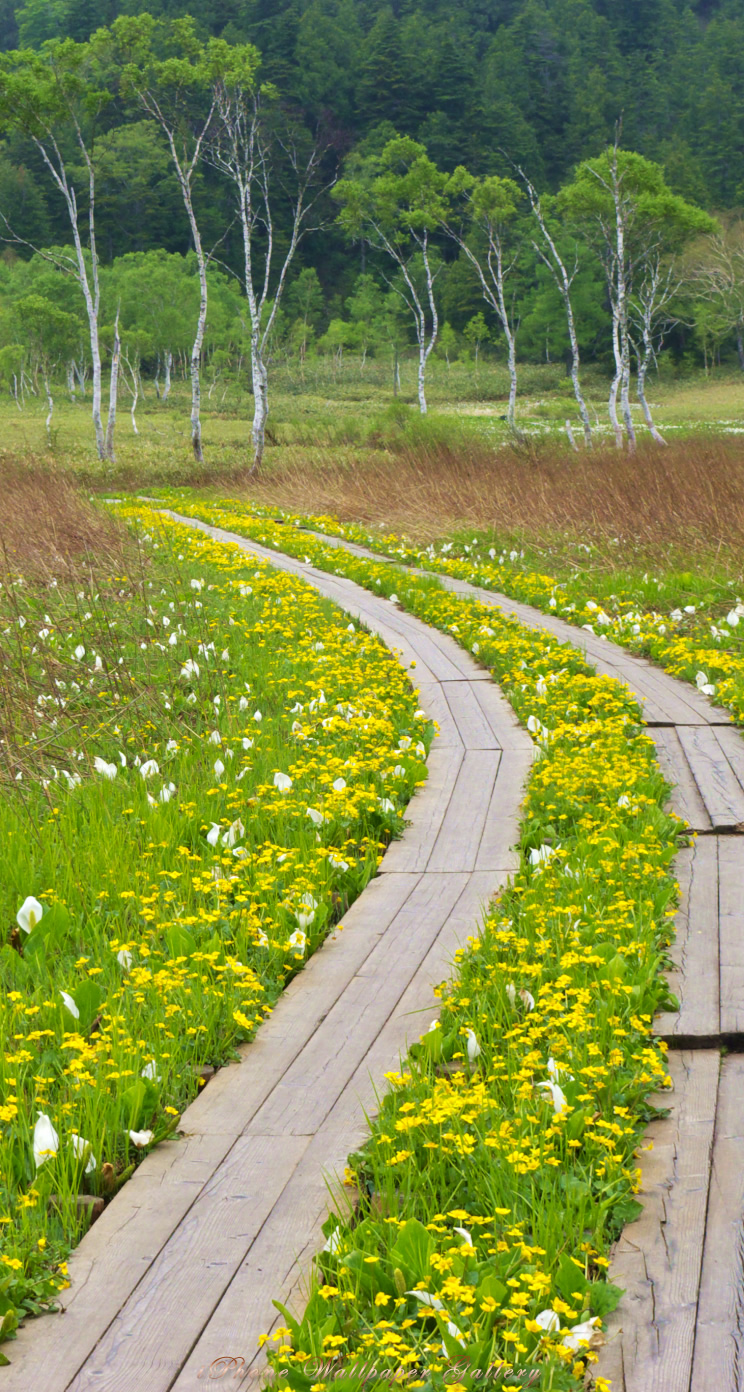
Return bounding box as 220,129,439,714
0,503,430,1351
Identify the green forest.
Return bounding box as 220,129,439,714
0,0,743,465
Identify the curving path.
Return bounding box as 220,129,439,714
7,509,744,1392
302,524,744,1392
1,515,534,1392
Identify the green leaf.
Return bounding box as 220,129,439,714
390,1218,434,1283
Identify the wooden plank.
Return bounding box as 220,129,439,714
440,681,501,748
471,679,533,751
649,727,713,832
324,870,510,1133
475,747,532,872
170,1129,353,1391
654,840,720,1041
595,1050,720,1392
678,726,744,830
408,681,463,748
718,837,744,1035
250,873,470,1137
427,749,501,872
66,1136,311,1392
690,1054,744,1391
713,724,744,794
380,745,463,873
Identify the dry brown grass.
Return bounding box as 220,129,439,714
0,458,127,577
243,434,744,560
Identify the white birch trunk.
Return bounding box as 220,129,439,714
44,374,53,442
163,350,172,401
608,306,623,447
67,361,75,398
251,348,269,469
104,310,120,462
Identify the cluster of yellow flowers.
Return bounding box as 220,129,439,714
0,505,427,1343
152,495,679,1392
302,512,744,723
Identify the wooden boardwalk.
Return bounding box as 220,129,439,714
308,527,744,1392
6,512,744,1392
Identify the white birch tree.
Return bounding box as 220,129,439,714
560,145,713,449
335,136,448,415
517,168,592,445
444,169,523,431
207,45,331,470
0,39,113,457
116,15,216,462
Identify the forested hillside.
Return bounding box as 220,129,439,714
1,0,743,256
0,0,742,464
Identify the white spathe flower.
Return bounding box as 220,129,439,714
239,696,249,711
519,988,535,1010
60,990,79,1019
139,759,159,780
444,1321,465,1349
465,1029,481,1063
74,644,85,660
180,658,200,679
727,609,740,627
222,818,244,848
214,759,225,778
393,765,406,778
288,928,306,954
561,1317,601,1352
306,807,324,826
33,1113,59,1169
617,793,631,808
379,797,395,813
274,771,292,793
296,911,315,931
253,710,263,722
242,737,254,751
453,1226,473,1247
17,895,44,934
190,578,203,591
529,844,555,868
407,1290,443,1310
547,1056,574,1082
94,757,118,780
209,730,222,746
117,948,133,970
535,1309,560,1333
119,751,128,766
128,1129,154,1147
328,854,349,872
322,1226,342,1254
537,1079,569,1115
695,670,716,695
71,1132,96,1173
159,782,176,803
207,823,221,846
332,777,347,792
141,1060,160,1081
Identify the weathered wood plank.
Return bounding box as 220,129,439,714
648,727,713,832
713,724,744,796
170,1129,354,1391
440,680,501,749
718,837,744,1036
380,745,463,873
66,1136,311,1392
251,873,470,1137
654,841,720,1041
690,1054,744,1391
678,726,744,829
595,1050,720,1392
475,747,532,873
408,681,463,748
427,749,501,872
471,679,533,751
